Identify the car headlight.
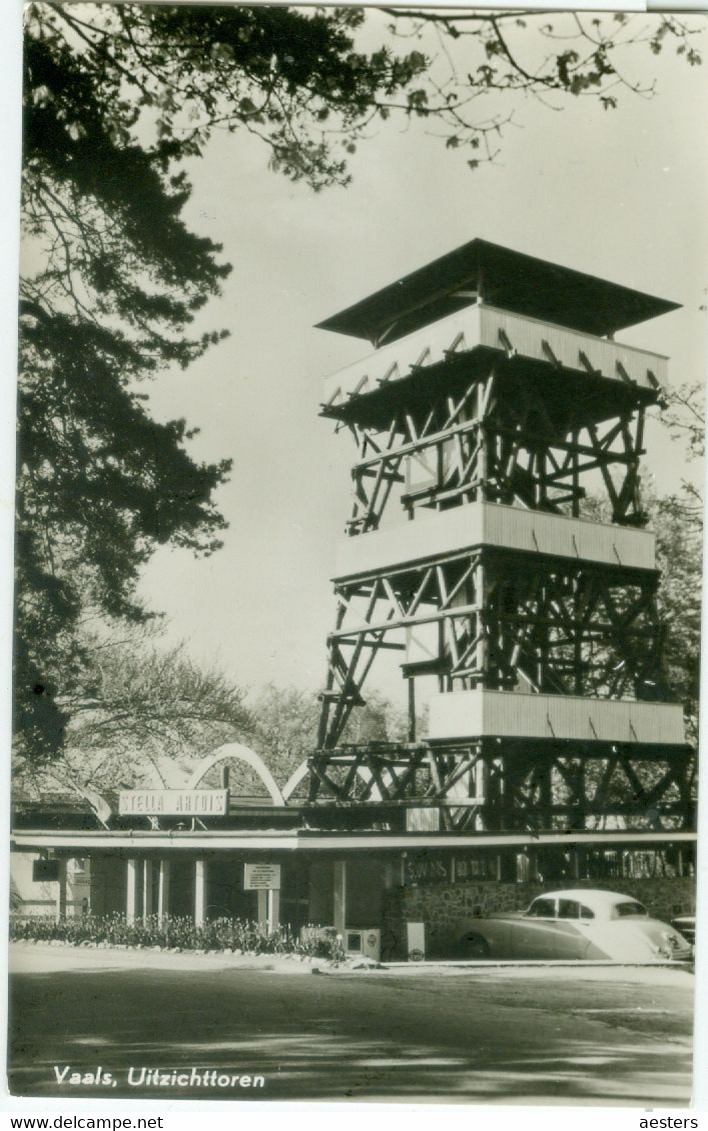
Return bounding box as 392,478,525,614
657,931,683,958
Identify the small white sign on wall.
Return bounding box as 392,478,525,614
406,921,426,961
244,863,281,891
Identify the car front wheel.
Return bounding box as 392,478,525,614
460,933,491,960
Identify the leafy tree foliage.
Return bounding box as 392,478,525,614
18,2,434,762
381,10,703,165
661,381,705,465
651,492,702,747
649,381,704,745
250,683,421,792
18,3,705,763
249,685,321,785
27,6,705,184
14,627,256,809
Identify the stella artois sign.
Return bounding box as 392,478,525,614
118,789,229,817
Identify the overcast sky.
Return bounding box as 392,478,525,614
120,9,708,708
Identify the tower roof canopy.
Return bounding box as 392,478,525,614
316,239,680,344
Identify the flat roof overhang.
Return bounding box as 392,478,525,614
11,829,696,852
316,239,680,344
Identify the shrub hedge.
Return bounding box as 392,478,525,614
9,913,346,960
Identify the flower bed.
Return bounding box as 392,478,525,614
10,913,345,960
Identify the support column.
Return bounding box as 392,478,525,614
194,859,207,928
157,860,171,923
477,378,489,500
475,757,489,832
256,889,268,930
268,889,280,933
142,859,154,920
55,859,67,923
126,858,138,924
333,860,347,936
474,559,487,683
407,677,416,742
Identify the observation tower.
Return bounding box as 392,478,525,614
308,239,692,873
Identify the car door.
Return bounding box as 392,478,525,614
515,897,558,958
552,898,594,959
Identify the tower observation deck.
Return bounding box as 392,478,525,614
307,240,692,855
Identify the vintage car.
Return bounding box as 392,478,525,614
455,889,693,962
670,914,696,946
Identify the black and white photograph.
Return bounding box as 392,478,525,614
6,0,708,1109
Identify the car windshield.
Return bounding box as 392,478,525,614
613,900,648,918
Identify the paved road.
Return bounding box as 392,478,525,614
8,944,695,1105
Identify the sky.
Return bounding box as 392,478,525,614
128,8,708,714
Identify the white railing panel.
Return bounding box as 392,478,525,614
428,689,685,745
321,304,667,408
481,307,666,392
334,503,655,579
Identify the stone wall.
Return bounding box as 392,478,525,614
381,877,696,960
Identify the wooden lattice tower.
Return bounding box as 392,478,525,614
308,241,692,841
